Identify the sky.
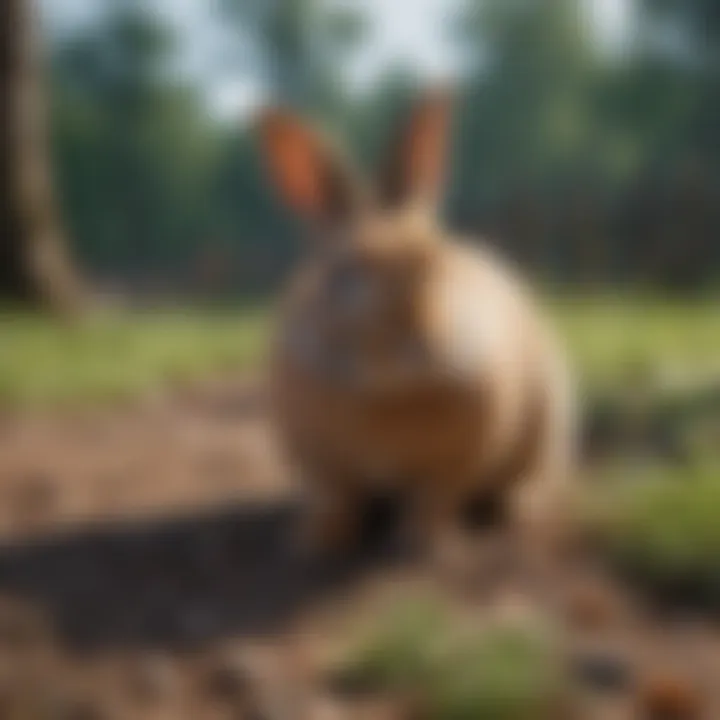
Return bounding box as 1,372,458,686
40,0,631,120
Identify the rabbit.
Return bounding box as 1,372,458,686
256,89,578,569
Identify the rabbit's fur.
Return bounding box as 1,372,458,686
257,90,577,563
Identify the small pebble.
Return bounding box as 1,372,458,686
571,651,633,694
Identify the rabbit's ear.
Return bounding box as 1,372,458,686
257,108,362,226
377,88,455,212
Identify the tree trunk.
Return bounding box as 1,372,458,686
0,0,83,314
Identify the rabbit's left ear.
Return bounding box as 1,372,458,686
256,108,364,227
376,87,455,213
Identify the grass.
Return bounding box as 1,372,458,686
0,308,268,407
333,597,450,690
1,294,718,407
584,457,720,605
563,294,720,599
430,626,563,720
551,294,720,392
332,596,564,719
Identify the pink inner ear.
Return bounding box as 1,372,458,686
261,113,326,217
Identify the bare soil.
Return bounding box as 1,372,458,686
0,377,717,719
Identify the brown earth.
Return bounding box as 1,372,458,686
0,377,717,719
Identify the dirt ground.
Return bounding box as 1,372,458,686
0,376,717,719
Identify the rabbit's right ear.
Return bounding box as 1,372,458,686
256,109,362,226
376,88,455,213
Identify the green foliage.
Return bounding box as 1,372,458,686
449,0,720,286
453,0,596,200
219,0,365,115
336,596,563,720
43,0,720,292
50,6,222,275
644,0,720,51
48,0,368,293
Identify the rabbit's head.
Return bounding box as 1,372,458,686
257,90,457,389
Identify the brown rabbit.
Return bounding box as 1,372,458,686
257,89,577,567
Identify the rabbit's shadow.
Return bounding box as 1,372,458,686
0,497,406,652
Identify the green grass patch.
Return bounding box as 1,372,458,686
0,308,268,407
585,458,720,605
333,597,564,719
1,294,718,407
551,294,720,392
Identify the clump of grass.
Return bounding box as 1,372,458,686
333,596,564,720
332,596,449,692
586,458,720,606
429,625,562,720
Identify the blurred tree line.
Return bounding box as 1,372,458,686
42,0,720,299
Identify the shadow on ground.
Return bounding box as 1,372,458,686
0,498,406,653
